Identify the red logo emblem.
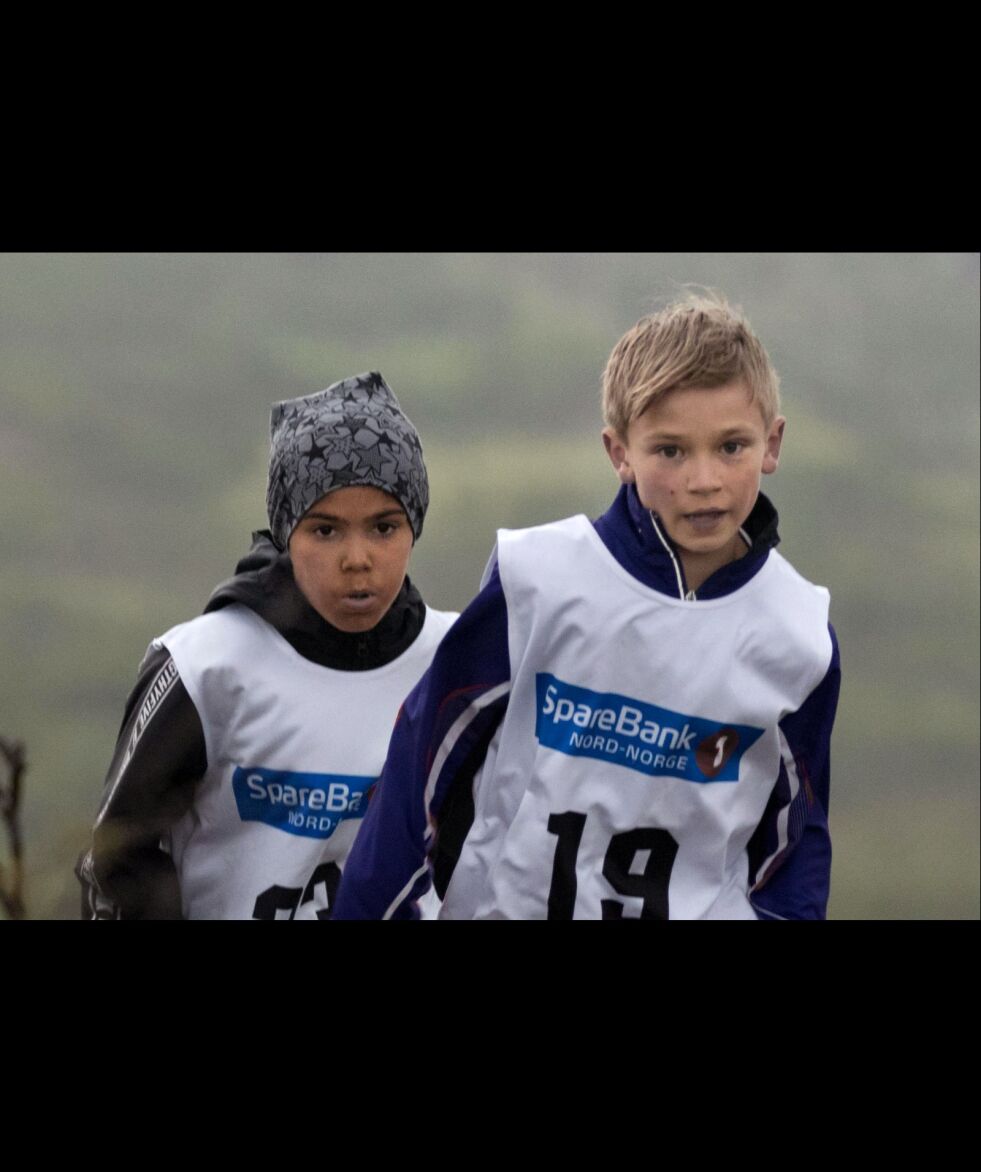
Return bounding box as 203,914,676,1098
695,728,741,779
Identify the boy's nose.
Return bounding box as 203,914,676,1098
340,539,372,570
686,456,722,494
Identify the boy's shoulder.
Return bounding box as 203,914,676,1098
492,515,831,673
740,550,834,693
152,603,267,665
423,605,460,638
486,513,595,588
497,512,592,547
764,548,831,608
157,601,258,642
477,513,590,588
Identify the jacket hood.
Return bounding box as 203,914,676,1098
593,484,780,600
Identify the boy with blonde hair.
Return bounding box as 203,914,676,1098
334,295,840,920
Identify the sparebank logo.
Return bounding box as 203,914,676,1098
232,767,374,839
535,674,763,783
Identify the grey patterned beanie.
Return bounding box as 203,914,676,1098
266,371,429,549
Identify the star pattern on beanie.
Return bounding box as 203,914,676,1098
266,372,430,550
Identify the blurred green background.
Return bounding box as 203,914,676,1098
1,252,978,919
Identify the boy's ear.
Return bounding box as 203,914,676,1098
602,427,634,483
762,416,786,475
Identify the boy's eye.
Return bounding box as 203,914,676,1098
721,440,745,455
657,445,680,459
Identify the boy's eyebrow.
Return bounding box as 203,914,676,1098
304,507,407,523
646,425,756,441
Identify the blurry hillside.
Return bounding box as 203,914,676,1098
1,252,978,919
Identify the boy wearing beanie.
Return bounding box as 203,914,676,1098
334,297,841,920
77,372,456,919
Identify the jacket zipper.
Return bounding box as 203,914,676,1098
647,511,696,600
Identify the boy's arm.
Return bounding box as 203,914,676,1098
748,624,841,920
75,646,206,919
332,567,511,919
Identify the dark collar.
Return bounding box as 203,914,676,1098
593,484,780,600
203,530,427,670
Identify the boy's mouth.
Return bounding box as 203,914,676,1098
684,509,726,531
341,589,376,609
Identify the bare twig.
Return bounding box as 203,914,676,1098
0,736,26,920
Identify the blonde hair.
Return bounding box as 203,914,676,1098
601,290,781,437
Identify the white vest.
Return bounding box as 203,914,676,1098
441,516,831,920
158,603,456,919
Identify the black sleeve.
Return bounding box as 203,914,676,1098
75,645,207,919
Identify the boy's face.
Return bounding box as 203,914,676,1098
603,382,785,590
288,485,414,633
